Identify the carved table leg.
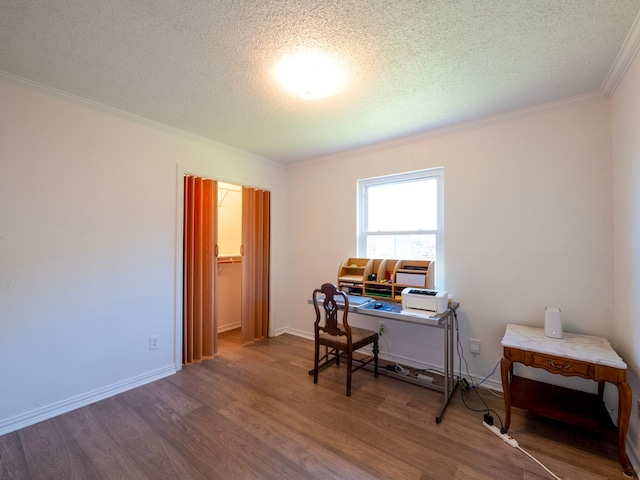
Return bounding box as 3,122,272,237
617,381,634,477
597,380,605,401
501,356,512,431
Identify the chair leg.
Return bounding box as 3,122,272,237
373,339,379,378
313,340,319,384
346,351,353,396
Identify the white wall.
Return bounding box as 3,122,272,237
612,47,640,468
0,76,289,434
287,98,614,390
217,261,242,332
217,182,242,256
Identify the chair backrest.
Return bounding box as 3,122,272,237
312,283,351,337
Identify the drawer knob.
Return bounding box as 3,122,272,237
547,360,572,370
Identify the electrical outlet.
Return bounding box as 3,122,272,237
149,335,160,350
469,338,480,354
378,320,385,336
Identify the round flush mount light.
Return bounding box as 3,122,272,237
274,50,347,100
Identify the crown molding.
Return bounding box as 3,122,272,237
601,11,640,96
0,71,285,168
296,90,608,168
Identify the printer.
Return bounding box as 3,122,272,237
401,288,449,314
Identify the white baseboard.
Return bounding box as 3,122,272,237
219,322,241,333
274,326,313,340
0,364,176,436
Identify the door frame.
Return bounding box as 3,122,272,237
174,164,248,371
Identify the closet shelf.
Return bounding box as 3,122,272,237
218,255,242,264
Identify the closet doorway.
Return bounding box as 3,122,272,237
181,175,270,367
216,182,243,343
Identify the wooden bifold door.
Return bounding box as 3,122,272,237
182,175,270,366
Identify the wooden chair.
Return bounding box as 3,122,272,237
312,283,379,396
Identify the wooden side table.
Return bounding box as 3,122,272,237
500,324,634,477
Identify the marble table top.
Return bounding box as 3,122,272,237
501,324,626,369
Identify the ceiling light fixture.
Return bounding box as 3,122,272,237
274,50,347,100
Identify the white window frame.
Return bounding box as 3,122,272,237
357,167,444,289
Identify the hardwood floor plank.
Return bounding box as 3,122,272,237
0,431,32,480
56,406,152,480
115,375,204,416
89,397,208,480
18,417,102,480
219,398,382,480
247,394,425,479
131,398,262,479
167,360,263,407
452,463,514,480
184,404,320,480
273,388,466,479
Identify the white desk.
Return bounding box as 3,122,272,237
317,296,459,423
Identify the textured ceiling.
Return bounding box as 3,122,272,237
1,1,639,164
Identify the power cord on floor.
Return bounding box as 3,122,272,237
378,331,412,376
516,445,562,480
453,311,505,429
483,414,561,480
453,311,562,479
378,327,442,382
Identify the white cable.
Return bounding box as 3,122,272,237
516,445,561,480
379,333,410,375
483,421,562,480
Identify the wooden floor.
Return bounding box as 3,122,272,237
0,329,631,479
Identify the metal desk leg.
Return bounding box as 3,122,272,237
436,309,458,423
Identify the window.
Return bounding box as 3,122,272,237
358,167,444,287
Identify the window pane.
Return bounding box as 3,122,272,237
367,178,437,232
366,234,436,260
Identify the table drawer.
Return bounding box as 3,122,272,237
530,352,593,378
